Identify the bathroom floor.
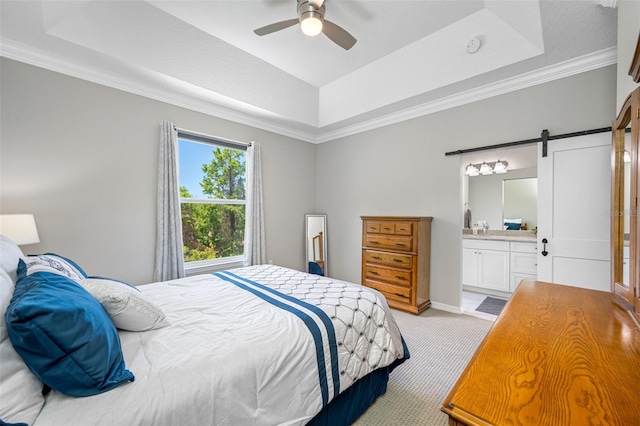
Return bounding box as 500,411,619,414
462,290,507,322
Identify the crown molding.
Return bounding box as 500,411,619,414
1,38,616,145
314,47,617,143
0,38,318,143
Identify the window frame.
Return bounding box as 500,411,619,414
176,128,249,275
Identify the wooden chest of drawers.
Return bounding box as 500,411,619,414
361,216,432,315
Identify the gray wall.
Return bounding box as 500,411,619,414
0,58,619,308
0,58,316,285
617,0,640,111
316,65,617,309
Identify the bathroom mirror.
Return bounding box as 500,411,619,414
466,167,537,230
305,214,327,276
503,177,538,230
612,91,638,305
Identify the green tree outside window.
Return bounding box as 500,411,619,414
180,146,246,263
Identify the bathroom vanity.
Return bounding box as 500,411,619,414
462,231,537,294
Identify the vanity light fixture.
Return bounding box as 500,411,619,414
493,160,508,174
465,160,509,176
479,162,493,175
465,163,479,176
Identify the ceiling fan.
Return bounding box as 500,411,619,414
254,0,357,50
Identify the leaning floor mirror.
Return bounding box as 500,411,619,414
305,214,327,276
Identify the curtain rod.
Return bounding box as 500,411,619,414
444,127,613,157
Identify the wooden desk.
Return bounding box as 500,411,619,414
442,280,640,425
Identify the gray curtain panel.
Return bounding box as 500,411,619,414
154,121,185,282
243,141,266,266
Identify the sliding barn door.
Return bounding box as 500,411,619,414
537,132,611,291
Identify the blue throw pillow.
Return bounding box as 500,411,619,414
5,260,134,397
504,222,521,230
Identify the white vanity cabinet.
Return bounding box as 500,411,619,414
509,241,538,291
462,240,510,292
463,238,538,294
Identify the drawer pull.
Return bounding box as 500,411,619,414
395,276,406,280
370,271,379,275
394,292,405,298
370,241,380,244
395,243,406,247
372,256,382,260
383,227,392,231
392,259,403,263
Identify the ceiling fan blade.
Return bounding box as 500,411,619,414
322,20,357,50
254,18,299,36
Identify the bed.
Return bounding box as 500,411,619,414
0,235,408,426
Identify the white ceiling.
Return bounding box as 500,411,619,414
0,1,618,143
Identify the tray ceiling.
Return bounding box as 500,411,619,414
0,1,618,142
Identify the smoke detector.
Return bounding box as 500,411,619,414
466,36,481,54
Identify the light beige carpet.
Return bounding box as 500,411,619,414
353,308,493,425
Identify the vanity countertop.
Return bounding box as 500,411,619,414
463,234,537,243
462,229,537,243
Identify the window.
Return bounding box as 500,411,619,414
177,130,247,270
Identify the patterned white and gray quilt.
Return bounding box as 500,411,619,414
33,265,406,426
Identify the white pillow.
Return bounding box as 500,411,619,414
22,254,85,282
0,269,45,425
0,234,25,283
79,278,170,331
504,218,523,224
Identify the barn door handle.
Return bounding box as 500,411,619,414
541,238,548,256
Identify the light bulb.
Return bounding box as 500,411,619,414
301,16,323,36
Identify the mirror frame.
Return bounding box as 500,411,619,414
305,214,327,276
611,86,640,315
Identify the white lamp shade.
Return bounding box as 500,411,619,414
0,214,40,245
465,164,479,176
493,160,508,174
479,162,493,175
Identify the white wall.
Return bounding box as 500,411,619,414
0,58,316,285
316,65,617,309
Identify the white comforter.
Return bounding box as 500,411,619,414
33,265,405,426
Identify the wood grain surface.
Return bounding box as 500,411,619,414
442,280,640,425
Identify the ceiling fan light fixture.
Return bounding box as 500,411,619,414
300,13,323,36
255,0,355,50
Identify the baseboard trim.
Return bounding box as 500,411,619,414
429,301,463,314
